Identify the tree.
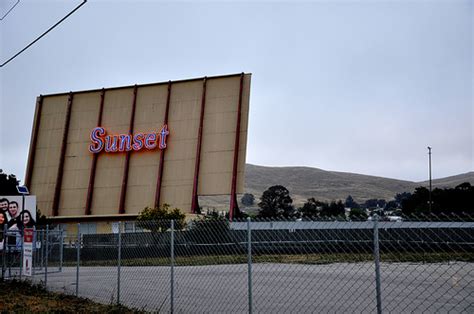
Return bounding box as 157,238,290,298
136,204,186,232
188,213,230,242
384,200,398,211
401,183,474,218
0,170,21,195
349,208,368,220
321,200,345,218
258,185,294,218
401,187,430,216
455,182,472,191
377,199,386,209
36,209,49,226
395,192,411,206
241,193,255,206
364,199,386,210
299,198,325,218
364,199,379,209
344,195,359,209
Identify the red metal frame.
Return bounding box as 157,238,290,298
118,85,138,214
85,89,105,215
25,95,43,188
229,73,245,220
52,92,74,216
190,78,207,214
154,81,172,208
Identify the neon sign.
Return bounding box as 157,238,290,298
89,125,169,153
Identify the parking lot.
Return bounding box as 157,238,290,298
30,262,473,313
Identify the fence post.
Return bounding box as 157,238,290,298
373,215,382,314
59,227,64,271
40,230,44,269
170,219,175,314
117,221,122,305
2,224,7,279
8,230,11,278
76,223,80,297
20,229,23,280
32,229,36,278
8,234,11,278
247,217,253,314
45,225,49,286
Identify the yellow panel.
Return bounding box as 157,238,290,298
34,148,61,168
198,75,249,195
58,92,102,216
41,95,68,115
90,186,121,215
158,80,202,211
61,169,91,190
236,74,251,194
93,158,125,187
164,139,196,161
71,92,101,113
124,85,168,212
36,125,64,148
101,88,135,132
58,188,87,216
29,95,69,216
90,88,134,215
160,184,193,212
31,166,57,185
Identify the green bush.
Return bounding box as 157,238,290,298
136,204,185,232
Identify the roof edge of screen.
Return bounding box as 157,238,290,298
41,72,251,98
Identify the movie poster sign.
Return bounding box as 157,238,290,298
23,228,34,276
0,196,37,250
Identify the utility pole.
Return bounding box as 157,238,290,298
427,147,432,211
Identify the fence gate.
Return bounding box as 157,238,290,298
1,228,64,279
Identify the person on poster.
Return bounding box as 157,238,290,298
0,212,7,250
5,201,22,250
7,201,20,229
0,198,9,214
18,210,36,228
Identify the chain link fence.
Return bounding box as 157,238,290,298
1,214,473,313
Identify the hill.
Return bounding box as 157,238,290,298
244,164,474,205
418,172,474,189
199,165,473,210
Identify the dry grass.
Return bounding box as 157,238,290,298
0,279,144,313
67,252,474,267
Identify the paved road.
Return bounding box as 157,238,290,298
30,262,473,313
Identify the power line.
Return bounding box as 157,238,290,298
0,0,20,21
0,0,87,68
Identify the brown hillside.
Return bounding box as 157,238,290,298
244,164,474,205
199,165,473,211
417,172,474,188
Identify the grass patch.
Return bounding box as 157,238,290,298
0,279,145,313
58,252,474,267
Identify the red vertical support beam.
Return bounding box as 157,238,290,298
25,95,44,188
190,77,207,214
85,88,105,215
229,73,245,220
118,85,138,214
154,81,172,208
52,92,74,217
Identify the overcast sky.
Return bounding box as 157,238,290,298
0,0,472,183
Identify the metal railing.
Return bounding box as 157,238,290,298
1,214,473,313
